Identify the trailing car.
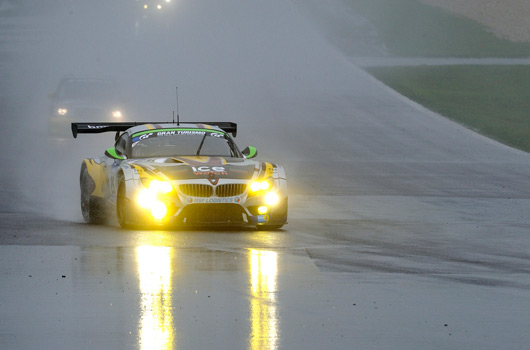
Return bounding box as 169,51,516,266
72,121,288,229
49,76,126,137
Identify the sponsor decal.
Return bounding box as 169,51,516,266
257,215,269,223
187,197,241,204
132,129,221,142
191,166,228,176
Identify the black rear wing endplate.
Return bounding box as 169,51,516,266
71,121,237,138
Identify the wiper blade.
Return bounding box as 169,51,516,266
195,133,207,156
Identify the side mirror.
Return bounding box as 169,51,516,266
242,146,258,159
105,148,126,160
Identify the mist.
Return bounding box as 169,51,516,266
2,0,372,221
5,4,530,349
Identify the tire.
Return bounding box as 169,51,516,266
116,178,130,228
80,167,106,224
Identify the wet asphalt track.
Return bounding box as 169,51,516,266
2,1,530,349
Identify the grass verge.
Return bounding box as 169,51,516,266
367,65,530,152
346,0,530,57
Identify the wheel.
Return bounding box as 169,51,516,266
80,167,106,224
116,178,130,228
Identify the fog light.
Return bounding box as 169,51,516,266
151,201,167,220
57,108,67,116
258,206,268,214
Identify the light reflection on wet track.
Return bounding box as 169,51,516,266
137,246,174,350
134,247,280,349
249,249,278,350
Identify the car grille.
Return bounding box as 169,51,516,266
179,183,247,197
216,184,247,197
179,184,213,197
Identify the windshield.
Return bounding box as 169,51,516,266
131,129,240,158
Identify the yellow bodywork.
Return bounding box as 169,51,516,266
263,162,274,178
83,159,106,197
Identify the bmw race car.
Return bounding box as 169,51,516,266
72,122,287,229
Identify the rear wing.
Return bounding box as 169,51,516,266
71,121,238,138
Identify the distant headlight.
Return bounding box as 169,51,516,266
112,110,122,118
57,108,68,116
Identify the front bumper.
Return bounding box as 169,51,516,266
128,185,287,227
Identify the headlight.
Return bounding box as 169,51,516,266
264,192,279,206
249,180,271,193
148,180,173,193
112,110,122,118
57,108,68,116
140,179,173,193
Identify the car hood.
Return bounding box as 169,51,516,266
127,156,259,181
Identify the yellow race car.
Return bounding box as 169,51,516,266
72,121,288,229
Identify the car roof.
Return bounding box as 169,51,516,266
126,123,226,136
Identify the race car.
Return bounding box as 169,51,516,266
72,121,287,229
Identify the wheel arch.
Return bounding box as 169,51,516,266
117,165,139,198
